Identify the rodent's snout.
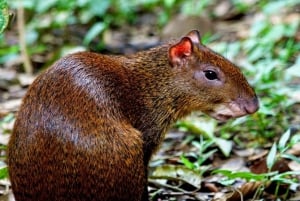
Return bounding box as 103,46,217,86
241,96,259,115
208,95,259,122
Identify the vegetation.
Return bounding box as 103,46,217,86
0,0,8,34
1,0,300,200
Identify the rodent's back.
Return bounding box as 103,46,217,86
8,52,145,201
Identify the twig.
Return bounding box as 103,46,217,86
148,179,204,200
17,1,33,74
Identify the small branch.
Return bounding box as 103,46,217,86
148,179,203,200
17,2,33,74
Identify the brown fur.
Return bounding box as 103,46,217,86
8,30,258,201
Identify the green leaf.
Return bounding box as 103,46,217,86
219,178,236,186
266,143,277,170
230,172,267,181
164,0,176,8
180,155,196,170
282,153,300,163
0,166,8,180
191,137,214,153
262,0,299,15
290,134,300,145
35,0,58,13
214,137,232,157
213,169,276,182
286,56,300,78
249,20,268,37
278,129,291,152
271,171,300,184
83,22,106,45
0,0,9,34
176,118,216,139
273,171,300,177
197,149,217,166
88,0,111,16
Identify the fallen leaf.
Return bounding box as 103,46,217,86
151,165,202,189
226,181,264,201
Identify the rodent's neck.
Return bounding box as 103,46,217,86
124,44,179,124
120,45,190,155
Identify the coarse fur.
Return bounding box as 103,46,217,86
8,30,258,201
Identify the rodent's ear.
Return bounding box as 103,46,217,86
185,30,201,45
168,37,193,67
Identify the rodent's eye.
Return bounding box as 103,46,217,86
204,70,218,80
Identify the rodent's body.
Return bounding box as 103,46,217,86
8,30,259,201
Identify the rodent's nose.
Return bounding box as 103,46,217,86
243,96,259,114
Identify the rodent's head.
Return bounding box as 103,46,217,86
168,30,259,121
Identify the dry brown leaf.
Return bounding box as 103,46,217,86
203,182,219,193
249,157,291,174
0,191,15,201
219,157,248,172
0,99,22,113
247,150,268,161
288,160,300,171
226,181,264,201
17,74,36,87
289,191,300,201
151,165,202,189
287,142,300,156
234,148,255,157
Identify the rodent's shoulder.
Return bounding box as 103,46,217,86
56,52,122,67
46,52,126,73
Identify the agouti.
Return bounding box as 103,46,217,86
8,30,258,201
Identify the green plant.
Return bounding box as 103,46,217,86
267,129,300,168
0,114,14,181
180,137,217,170
0,164,8,180
214,129,300,199
177,116,233,157
0,0,8,34
180,0,213,16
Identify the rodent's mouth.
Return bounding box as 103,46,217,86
215,114,233,122
205,96,259,122
207,101,251,122
208,112,233,122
